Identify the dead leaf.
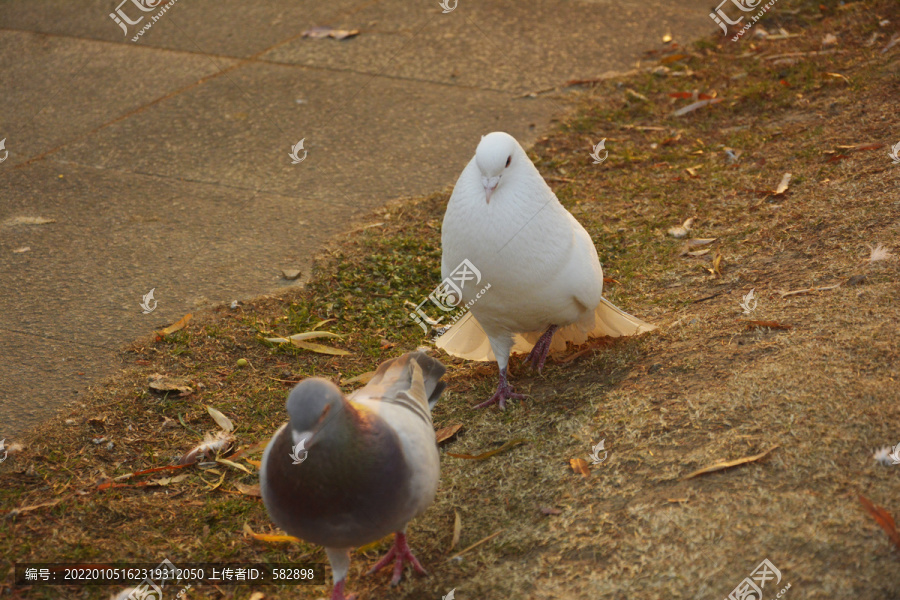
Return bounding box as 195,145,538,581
859,495,900,551
3,216,56,226
435,424,463,444
290,340,351,356
157,314,192,337
446,439,527,460
825,72,851,84
281,269,302,280
207,406,235,432
450,510,461,551
779,284,841,297
243,522,300,543
774,172,792,195
234,482,262,497
673,98,723,117
148,373,192,396
301,26,359,40
446,529,504,562
625,88,649,103
264,331,344,344
660,53,689,64
681,446,779,480
148,473,190,487
668,217,694,238
822,33,838,47
5,498,62,518
540,506,562,515
685,165,702,177
342,370,376,385
667,498,689,504
743,320,792,330
216,457,252,474
357,534,393,553
570,458,591,477
248,593,266,600
707,252,724,277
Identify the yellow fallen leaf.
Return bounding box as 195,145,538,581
356,534,393,553
234,482,261,497
243,523,300,543
681,445,779,480
264,331,344,344
342,370,377,385
206,406,235,432
446,439,527,460
157,314,192,337
244,458,262,468
216,457,252,474
450,510,461,551
290,340,351,356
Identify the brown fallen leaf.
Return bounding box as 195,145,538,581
743,320,792,331
157,314,192,337
707,252,724,277
540,506,563,515
859,495,900,552
243,523,300,543
234,482,262,497
446,439,527,460
667,498,689,504
301,26,359,40
570,458,591,477
148,373,192,396
660,53,690,64
450,510,461,551
673,98,723,117
435,424,463,444
4,498,62,518
774,172,792,195
681,445,779,480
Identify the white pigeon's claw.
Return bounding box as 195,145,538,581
475,367,526,410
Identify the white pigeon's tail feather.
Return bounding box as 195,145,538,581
435,297,656,362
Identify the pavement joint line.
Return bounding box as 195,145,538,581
0,327,118,352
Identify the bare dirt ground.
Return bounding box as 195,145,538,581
3,1,900,599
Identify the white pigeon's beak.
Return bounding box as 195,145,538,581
482,176,500,203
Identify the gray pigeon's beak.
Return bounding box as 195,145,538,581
482,176,500,203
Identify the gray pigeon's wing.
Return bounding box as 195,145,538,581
350,351,446,410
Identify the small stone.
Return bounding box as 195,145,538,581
281,269,302,280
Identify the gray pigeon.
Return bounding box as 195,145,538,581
260,351,446,600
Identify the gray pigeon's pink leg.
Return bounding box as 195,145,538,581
366,531,426,586
526,325,559,372
330,579,355,600
474,367,526,410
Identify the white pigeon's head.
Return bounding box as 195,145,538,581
474,132,522,203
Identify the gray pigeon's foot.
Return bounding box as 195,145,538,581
366,531,426,586
526,325,559,372
330,579,356,600
474,367,526,410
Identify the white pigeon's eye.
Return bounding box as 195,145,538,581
505,155,511,168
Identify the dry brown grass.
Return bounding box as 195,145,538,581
3,1,900,598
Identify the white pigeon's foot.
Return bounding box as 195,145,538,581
330,579,356,600
526,324,559,372
366,531,427,586
474,367,526,410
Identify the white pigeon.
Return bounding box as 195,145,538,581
260,351,446,600
437,131,656,408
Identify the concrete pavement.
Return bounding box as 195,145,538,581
0,0,714,435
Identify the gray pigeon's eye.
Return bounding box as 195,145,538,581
505,155,511,168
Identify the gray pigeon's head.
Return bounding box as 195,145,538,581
475,131,521,203
286,378,345,442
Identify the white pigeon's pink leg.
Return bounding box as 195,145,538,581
366,531,426,586
526,324,559,372
474,366,526,410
